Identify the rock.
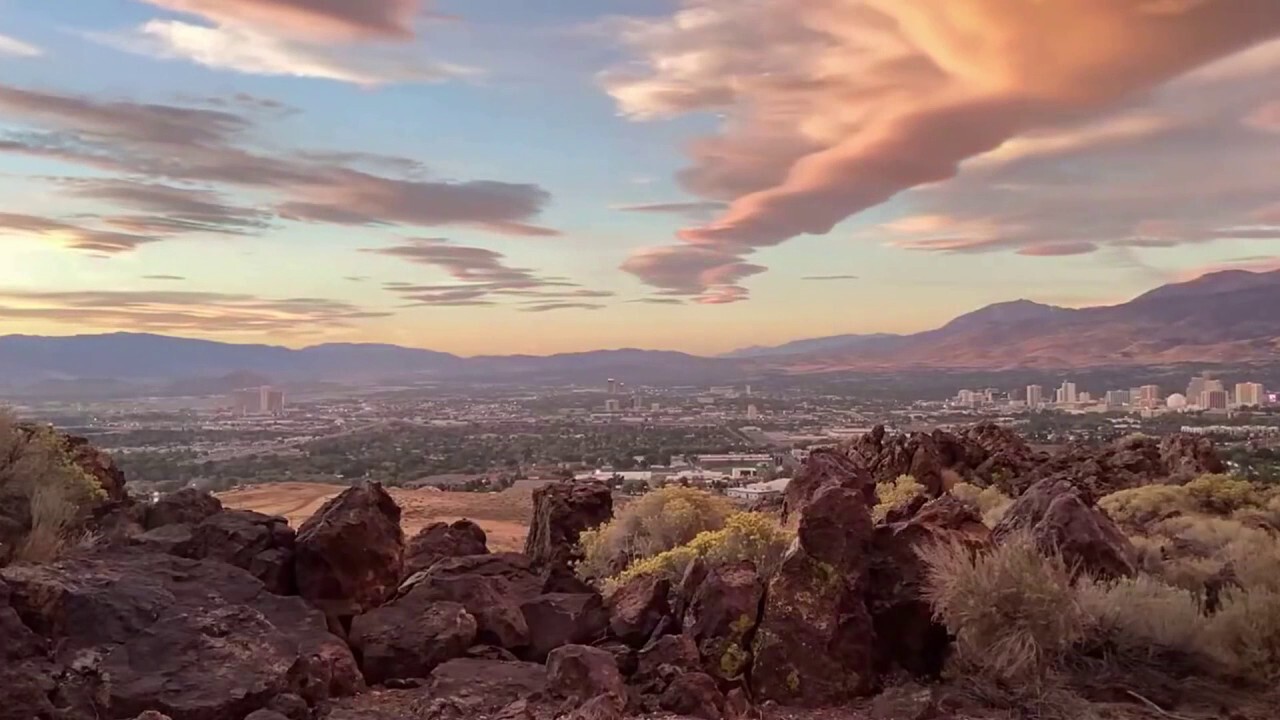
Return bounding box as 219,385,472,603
524,481,613,570
869,682,939,720
399,569,529,650
797,485,874,570
750,543,875,706
593,640,638,677
520,592,609,662
682,561,763,682
428,658,549,708
349,600,477,684
0,578,58,720
993,477,1137,579
1022,432,1226,497
403,553,544,600
145,487,223,530
546,645,626,703
783,448,875,522
245,712,291,720
136,509,297,594
632,633,702,698
132,713,173,720
673,556,710,623
265,693,310,720
564,694,625,720
404,519,489,579
607,574,671,647
100,604,298,720
1160,433,1226,479
466,645,520,661
63,432,129,503
867,495,989,677
724,688,760,720
659,672,725,720
295,481,404,621
847,423,1045,497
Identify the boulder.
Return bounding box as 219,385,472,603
295,481,404,620
62,433,128,503
782,448,875,523
546,645,626,703
659,672,725,720
403,553,544,600
797,485,874,570
524,481,613,570
1160,433,1225,479
632,633,701,697
145,487,223,530
264,693,309,720
398,569,530,650
520,592,609,662
0,577,58,720
349,600,477,684
136,509,297,594
403,519,489,578
682,561,763,682
607,574,671,647
245,712,290,720
993,477,1137,579
847,423,1045,497
428,658,549,709
867,495,990,677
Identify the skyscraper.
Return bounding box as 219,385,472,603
607,378,618,395
1235,382,1265,407
1187,374,1213,405
1139,385,1161,406
1058,381,1078,404
1026,385,1044,408
1201,389,1229,410
1105,390,1129,407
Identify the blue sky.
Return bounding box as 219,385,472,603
2,0,1279,355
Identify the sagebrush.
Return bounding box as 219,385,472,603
576,485,734,580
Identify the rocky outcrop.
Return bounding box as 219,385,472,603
867,495,990,677
993,476,1137,578
520,592,609,662
1159,433,1226,479
428,658,549,711
0,547,361,719
546,645,626,704
135,509,297,594
404,519,489,578
63,432,129,503
1022,433,1226,498
295,480,404,621
524,481,613,569
145,487,224,530
349,599,477,684
848,423,1045,496
782,448,875,522
682,560,764,682
607,574,672,648
659,672,726,720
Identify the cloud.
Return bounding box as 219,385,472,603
143,275,187,281
1017,241,1101,257
626,297,685,305
0,288,390,334
0,33,42,57
97,20,473,86
142,0,429,41
64,179,273,236
614,201,727,217
802,274,859,281
619,245,764,304
0,212,160,253
520,302,606,313
606,0,1280,297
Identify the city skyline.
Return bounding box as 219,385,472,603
4,1,1280,355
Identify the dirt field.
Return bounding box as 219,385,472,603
217,480,544,552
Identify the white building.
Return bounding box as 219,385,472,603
726,477,791,501
1235,382,1265,407
1026,385,1044,408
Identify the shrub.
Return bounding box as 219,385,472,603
1099,485,1193,527
1185,474,1263,515
0,413,105,563
1205,589,1280,683
921,533,1088,682
577,486,734,580
951,482,1013,527
1077,574,1206,662
609,512,792,590
874,474,924,521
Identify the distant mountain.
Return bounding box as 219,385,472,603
721,333,901,358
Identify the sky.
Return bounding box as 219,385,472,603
1,0,1280,356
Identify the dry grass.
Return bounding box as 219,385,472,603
575,486,733,580
950,482,1014,527
1206,589,1280,684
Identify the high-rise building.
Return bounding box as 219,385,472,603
1105,390,1130,407
746,404,759,420
1187,374,1213,405
230,385,280,416
1201,389,1229,410
604,399,621,412
1235,382,1265,407
1058,381,1078,404
1204,379,1225,394
630,395,642,410
1139,385,1162,406
266,389,285,416
1079,391,1093,404
607,378,618,395
956,389,981,407
1026,385,1044,408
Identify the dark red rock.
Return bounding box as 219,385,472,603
783,448,875,523
136,509,297,594
607,574,671,648
632,632,702,698
145,487,224,530
295,481,404,620
546,644,626,703
797,485,874,570
404,552,544,601
400,570,529,650
520,592,609,662
427,658,549,708
349,600,476,684
659,672,726,720
403,519,489,579
993,476,1137,579
63,432,128,503
682,561,763,682
1160,433,1225,479
524,482,613,569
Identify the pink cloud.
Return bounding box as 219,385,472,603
143,0,428,41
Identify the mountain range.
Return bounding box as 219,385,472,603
2,270,1277,397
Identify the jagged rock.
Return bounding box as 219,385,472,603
546,645,626,703
847,423,1045,497
1022,432,1225,497
673,556,709,623
404,520,489,579
0,547,362,717
659,672,725,720
466,645,520,661
681,560,763,682
782,448,875,522
295,481,404,620
520,592,609,662
564,693,625,720
724,688,760,720
145,487,223,530
245,711,290,720
993,476,1137,578
632,633,701,698
607,574,671,647
1160,433,1226,479
524,481,613,569
868,495,990,677
398,564,530,650
63,432,128,503
264,693,310,720
428,658,549,709
135,509,297,594
403,553,544,600
0,577,58,720
593,639,638,677
349,599,477,684
798,485,874,570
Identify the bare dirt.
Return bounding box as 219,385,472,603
217,480,545,552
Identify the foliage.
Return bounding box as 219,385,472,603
950,482,1013,527
1098,485,1194,526
921,533,1088,683
1205,589,1280,684
0,411,106,563
577,486,734,580
608,511,792,590
1185,473,1265,515
873,474,925,521
1076,574,1206,661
